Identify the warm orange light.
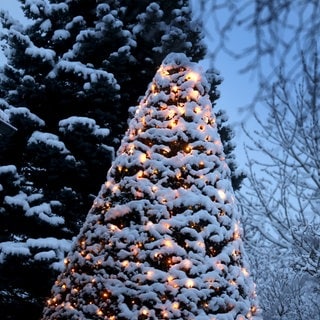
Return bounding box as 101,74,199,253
141,307,149,316
162,310,169,318
159,67,169,77
185,145,192,153
128,144,135,154
168,109,175,119
229,280,236,286
147,270,154,280
164,239,173,248
163,222,170,229
242,268,249,277
112,185,119,193
172,302,179,310
167,275,174,282
186,71,200,82
169,119,177,128
234,223,240,239
194,106,201,113
110,224,118,232
161,198,167,204
137,170,144,178
197,241,205,248
217,189,226,201
185,279,195,288
172,85,179,93
139,153,147,163
122,260,129,268
96,309,103,316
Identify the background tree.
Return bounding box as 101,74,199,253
239,54,320,319
42,52,260,320
196,0,320,104
0,1,206,319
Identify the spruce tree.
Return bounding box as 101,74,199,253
42,53,260,320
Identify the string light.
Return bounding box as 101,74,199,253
185,279,195,288
242,268,249,277
217,189,226,201
139,153,147,163
42,57,259,320
185,145,192,153
194,106,201,113
163,239,173,248
172,302,180,310
186,71,200,82
96,309,103,316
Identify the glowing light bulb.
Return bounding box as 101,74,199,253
164,239,173,248
217,189,226,201
234,223,240,239
167,275,174,282
186,71,200,82
140,153,147,163
172,302,179,310
162,310,169,318
172,85,179,93
160,67,169,77
242,268,249,277
141,307,149,316
185,145,192,153
194,106,201,113
127,144,135,154
147,270,154,280
96,309,103,316
185,279,195,288
122,260,129,268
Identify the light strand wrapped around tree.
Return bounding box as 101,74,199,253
42,53,260,320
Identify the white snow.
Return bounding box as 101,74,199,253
28,131,70,154
26,203,65,226
52,29,70,41
25,46,56,64
7,107,45,127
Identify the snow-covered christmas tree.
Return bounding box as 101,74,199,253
42,53,260,320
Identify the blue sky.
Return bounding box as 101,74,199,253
0,0,258,168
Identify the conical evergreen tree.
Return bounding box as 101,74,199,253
42,53,260,320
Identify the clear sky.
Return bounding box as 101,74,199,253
0,0,257,168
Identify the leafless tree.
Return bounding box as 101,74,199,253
193,0,320,105
239,53,320,317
